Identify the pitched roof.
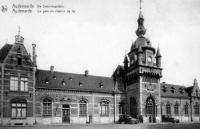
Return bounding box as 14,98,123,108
0,44,12,63
36,69,115,93
160,83,190,98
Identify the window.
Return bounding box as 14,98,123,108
17,57,22,65
99,82,103,88
79,82,83,87
61,79,66,86
171,87,175,93
20,77,28,91
146,98,154,115
174,102,179,116
166,103,171,115
43,98,52,116
119,102,125,115
11,99,26,118
162,85,167,92
196,90,198,97
10,77,18,91
194,102,199,116
179,88,184,94
185,103,189,116
100,101,109,116
79,100,87,116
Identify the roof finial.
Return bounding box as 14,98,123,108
136,0,146,37
139,0,142,11
18,26,21,35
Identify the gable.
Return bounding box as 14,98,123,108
4,43,33,67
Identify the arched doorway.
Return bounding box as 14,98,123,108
130,97,137,118
146,97,156,123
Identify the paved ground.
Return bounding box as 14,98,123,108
0,124,146,129
146,123,200,129
0,123,200,129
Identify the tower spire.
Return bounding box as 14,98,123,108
136,0,146,37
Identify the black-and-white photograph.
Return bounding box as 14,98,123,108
0,0,200,129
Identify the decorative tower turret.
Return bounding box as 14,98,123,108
123,55,129,70
156,46,162,67
15,26,24,44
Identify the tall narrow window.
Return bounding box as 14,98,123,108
100,101,109,116
17,47,22,65
43,98,52,116
174,102,179,116
79,100,87,116
166,103,171,115
10,77,18,91
11,98,27,118
146,98,154,115
194,102,199,116
119,102,125,115
185,103,189,116
17,57,22,65
20,77,28,91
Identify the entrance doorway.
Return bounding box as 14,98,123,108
146,97,156,123
62,104,70,123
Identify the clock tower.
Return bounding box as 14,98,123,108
123,10,162,122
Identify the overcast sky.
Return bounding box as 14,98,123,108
0,0,200,86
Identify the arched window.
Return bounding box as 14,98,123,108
11,98,27,118
43,98,52,116
194,102,199,116
79,100,87,116
184,103,189,116
166,103,171,115
174,102,179,116
146,98,154,115
100,100,109,116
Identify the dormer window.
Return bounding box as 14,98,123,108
99,82,103,88
53,75,56,80
62,79,66,86
69,77,73,81
79,82,83,87
44,78,49,84
162,85,167,92
171,87,175,93
179,88,184,94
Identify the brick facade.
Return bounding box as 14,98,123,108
0,9,200,126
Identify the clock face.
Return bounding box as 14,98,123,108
147,56,152,62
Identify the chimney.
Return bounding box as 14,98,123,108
84,70,88,77
50,66,54,73
32,43,37,66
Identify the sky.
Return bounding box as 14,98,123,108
0,0,200,86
